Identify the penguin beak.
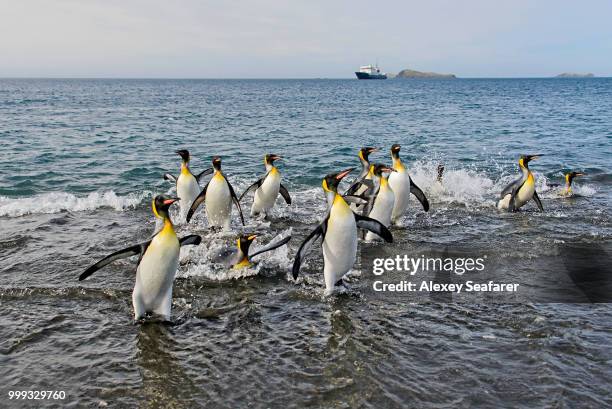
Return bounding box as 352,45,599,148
529,154,543,161
270,155,281,162
367,147,379,154
575,172,585,176
248,234,257,241
336,168,354,180
163,197,179,206
382,166,396,173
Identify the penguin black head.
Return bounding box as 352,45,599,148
176,149,190,163
322,168,354,193
391,144,401,158
212,156,222,171
152,194,179,220
265,154,281,166
371,163,396,177
237,234,257,257
519,154,542,168
566,171,585,186
358,147,378,162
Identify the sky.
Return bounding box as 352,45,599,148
1,0,611,78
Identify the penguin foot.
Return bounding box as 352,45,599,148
133,312,172,324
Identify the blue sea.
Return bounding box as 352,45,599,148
1,78,611,407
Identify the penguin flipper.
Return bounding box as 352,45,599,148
354,213,393,243
409,179,430,212
343,195,368,206
225,177,245,226
249,236,291,259
179,235,202,246
195,167,213,183
344,177,373,196
238,178,264,202
507,186,519,212
292,222,327,279
500,177,522,199
186,182,210,223
79,242,150,281
279,184,292,205
532,191,544,211
163,173,177,183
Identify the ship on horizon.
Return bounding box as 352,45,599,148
355,64,387,80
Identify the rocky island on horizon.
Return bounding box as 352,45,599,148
393,68,456,79
555,72,595,78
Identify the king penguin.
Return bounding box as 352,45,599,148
388,144,429,224
187,156,245,229
213,234,292,269
363,164,397,242
239,154,291,217
560,171,585,196
292,168,393,295
497,154,544,212
79,195,202,321
163,150,212,216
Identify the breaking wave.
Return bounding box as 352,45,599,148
0,191,150,217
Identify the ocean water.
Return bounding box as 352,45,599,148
1,78,611,408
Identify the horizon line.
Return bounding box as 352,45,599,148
0,75,609,80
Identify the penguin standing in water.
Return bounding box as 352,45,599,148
79,195,202,321
497,154,544,212
187,156,245,229
238,154,291,218
292,168,393,295
560,171,585,196
363,164,397,241
388,144,429,224
212,234,291,269
344,147,379,208
163,150,212,216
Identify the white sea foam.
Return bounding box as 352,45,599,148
409,161,497,207
0,191,149,217
179,228,293,281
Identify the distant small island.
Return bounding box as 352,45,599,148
394,68,456,79
555,72,594,78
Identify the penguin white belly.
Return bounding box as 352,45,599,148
132,230,179,319
516,178,535,208
497,194,511,210
388,171,410,223
365,188,395,241
205,175,232,229
497,175,535,210
322,200,357,294
252,172,280,215
176,173,200,214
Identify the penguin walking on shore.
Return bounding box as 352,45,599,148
292,168,393,295
79,195,202,321
388,144,429,224
187,156,245,229
213,233,291,269
497,154,544,212
363,164,397,241
239,154,291,218
163,150,212,216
